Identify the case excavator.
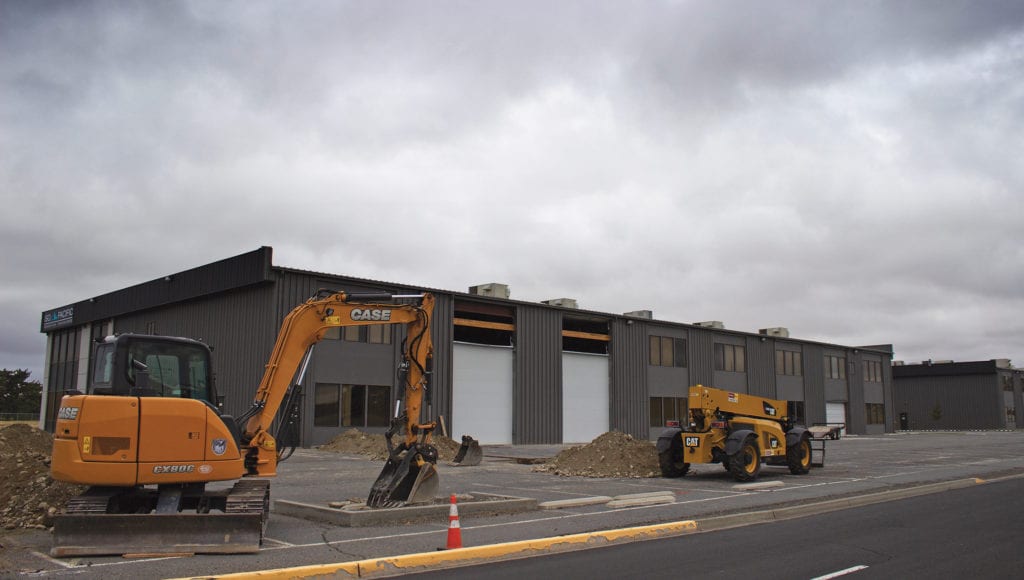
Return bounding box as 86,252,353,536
49,290,478,557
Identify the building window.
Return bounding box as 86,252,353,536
715,343,746,373
825,355,846,379
316,383,392,428
787,401,806,424
650,396,688,428
649,336,687,367
324,325,391,344
776,350,802,376
863,360,882,383
1003,376,1014,392
866,403,885,425
314,383,341,427
368,325,392,344
342,384,391,427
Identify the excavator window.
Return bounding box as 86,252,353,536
90,337,214,403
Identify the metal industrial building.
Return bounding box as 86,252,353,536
40,247,896,445
892,359,1023,430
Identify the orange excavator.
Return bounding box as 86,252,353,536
49,290,479,557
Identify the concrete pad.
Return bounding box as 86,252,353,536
274,493,537,527
539,496,613,510
732,480,785,491
611,491,676,501
606,495,675,508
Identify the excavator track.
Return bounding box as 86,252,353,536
51,480,270,557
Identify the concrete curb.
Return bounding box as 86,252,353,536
170,520,699,579
172,476,1004,580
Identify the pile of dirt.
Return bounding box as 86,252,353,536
0,424,86,530
534,431,661,478
318,428,464,462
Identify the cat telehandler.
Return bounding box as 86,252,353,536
656,385,818,482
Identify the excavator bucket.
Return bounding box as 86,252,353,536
367,446,439,508
451,435,483,466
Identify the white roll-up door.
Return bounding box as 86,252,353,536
562,352,609,444
452,343,514,445
826,402,847,436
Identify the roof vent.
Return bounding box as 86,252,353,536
759,327,790,338
468,283,510,299
542,298,578,309
694,321,725,329
623,310,653,319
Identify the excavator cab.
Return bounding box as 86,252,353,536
89,334,216,402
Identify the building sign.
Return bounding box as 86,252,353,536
42,306,74,331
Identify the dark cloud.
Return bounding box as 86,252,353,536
2,1,1023,377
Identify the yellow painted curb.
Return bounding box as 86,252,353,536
171,520,698,579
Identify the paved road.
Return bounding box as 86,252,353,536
408,477,1024,580
1,431,1022,578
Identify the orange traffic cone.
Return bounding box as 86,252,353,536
446,494,463,549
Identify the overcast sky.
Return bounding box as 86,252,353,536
2,1,1023,381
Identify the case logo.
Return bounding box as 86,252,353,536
351,308,392,321
57,407,79,420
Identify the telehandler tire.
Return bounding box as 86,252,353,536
658,438,690,478
786,435,812,475
728,438,761,482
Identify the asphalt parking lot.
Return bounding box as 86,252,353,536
2,431,1023,579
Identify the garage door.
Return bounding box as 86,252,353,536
562,352,609,444
452,342,513,445
826,402,847,436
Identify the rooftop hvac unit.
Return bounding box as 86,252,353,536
694,321,725,329
994,358,1012,369
542,298,578,309
893,360,905,366
758,327,790,338
623,310,653,319
468,283,510,299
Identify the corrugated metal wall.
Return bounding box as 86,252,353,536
803,344,826,425
609,319,649,439
513,307,562,444
893,374,1003,429
430,293,455,430
688,328,715,387
847,351,866,434
114,283,278,418
746,336,775,398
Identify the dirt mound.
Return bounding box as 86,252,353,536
318,428,463,462
0,424,86,530
535,431,660,478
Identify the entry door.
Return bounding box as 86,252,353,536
452,343,513,444
561,352,609,443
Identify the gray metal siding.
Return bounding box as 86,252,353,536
847,352,866,435
803,344,826,425
513,307,562,444
688,329,715,387
746,336,775,398
113,283,279,418
429,293,455,434
893,374,1003,429
609,319,648,439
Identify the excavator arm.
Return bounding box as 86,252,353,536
238,290,445,506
